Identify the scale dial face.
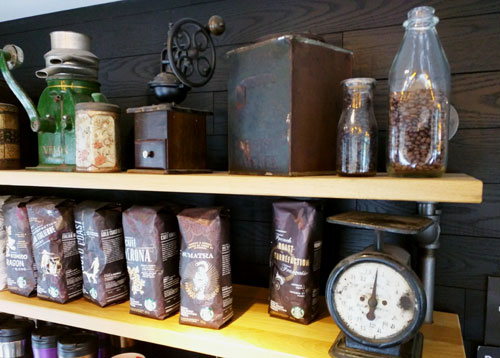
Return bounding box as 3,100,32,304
326,252,426,348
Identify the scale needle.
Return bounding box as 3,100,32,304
366,270,378,321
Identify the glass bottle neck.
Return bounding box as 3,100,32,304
344,89,372,109
404,6,438,30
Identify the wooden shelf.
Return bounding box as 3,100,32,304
0,170,483,203
0,285,464,358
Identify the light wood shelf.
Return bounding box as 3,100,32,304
0,285,464,358
0,170,483,203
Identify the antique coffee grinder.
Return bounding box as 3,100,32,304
127,15,225,173
326,211,432,358
0,31,107,171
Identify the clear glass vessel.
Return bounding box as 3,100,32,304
336,78,377,177
387,6,451,177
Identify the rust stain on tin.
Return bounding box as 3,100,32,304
238,139,254,167
286,112,291,143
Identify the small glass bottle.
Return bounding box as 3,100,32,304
336,78,377,176
387,6,450,177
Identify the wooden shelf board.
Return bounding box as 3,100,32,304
0,285,464,358
0,170,483,203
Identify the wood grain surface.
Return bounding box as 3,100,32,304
0,287,465,358
0,171,483,203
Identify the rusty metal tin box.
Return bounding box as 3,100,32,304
227,34,353,176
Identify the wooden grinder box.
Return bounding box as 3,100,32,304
227,34,353,176
127,104,210,173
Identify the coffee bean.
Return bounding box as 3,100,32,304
388,89,448,176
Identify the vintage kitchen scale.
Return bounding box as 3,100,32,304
0,31,108,171
127,15,225,174
326,211,433,358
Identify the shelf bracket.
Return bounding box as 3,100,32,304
416,202,441,324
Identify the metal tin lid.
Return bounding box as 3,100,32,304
75,102,120,114
58,333,97,358
0,103,18,113
149,71,182,87
255,32,325,43
126,103,212,115
32,326,67,348
226,32,353,57
0,320,27,342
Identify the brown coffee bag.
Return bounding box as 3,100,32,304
177,207,233,329
122,205,180,319
0,195,11,291
269,201,322,324
27,197,82,303
74,201,128,307
3,197,37,297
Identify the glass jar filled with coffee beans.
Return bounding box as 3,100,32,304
337,78,378,176
387,6,451,177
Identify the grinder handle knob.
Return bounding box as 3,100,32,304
0,44,41,127
2,44,24,70
31,114,56,133
207,15,225,36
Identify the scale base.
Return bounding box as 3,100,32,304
329,332,423,358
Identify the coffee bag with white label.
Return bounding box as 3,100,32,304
3,197,37,297
269,201,322,324
122,205,180,319
74,201,128,307
0,195,11,291
27,197,82,303
177,207,233,329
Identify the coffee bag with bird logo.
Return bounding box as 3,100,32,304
177,207,233,329
74,201,128,307
122,204,180,319
27,197,82,303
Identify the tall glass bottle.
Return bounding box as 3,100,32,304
387,6,450,177
337,78,377,176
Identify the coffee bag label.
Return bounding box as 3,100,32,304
123,205,180,320
27,198,82,303
269,201,322,324
178,207,233,329
74,201,128,307
0,195,10,291
4,197,37,297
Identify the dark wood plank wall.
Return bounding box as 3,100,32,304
0,0,498,356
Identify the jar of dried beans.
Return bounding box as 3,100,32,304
336,78,378,176
387,6,450,177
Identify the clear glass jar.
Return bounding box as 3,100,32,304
387,6,450,177
337,78,377,176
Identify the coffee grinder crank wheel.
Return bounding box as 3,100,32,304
167,18,218,88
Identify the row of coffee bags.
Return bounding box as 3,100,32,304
122,205,233,329
1,197,233,329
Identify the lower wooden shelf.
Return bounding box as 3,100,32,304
0,285,464,358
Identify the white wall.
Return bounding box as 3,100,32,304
0,0,122,22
